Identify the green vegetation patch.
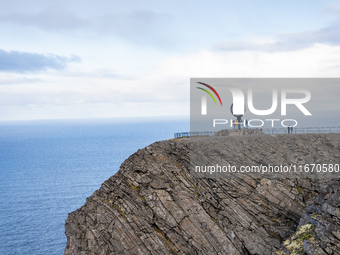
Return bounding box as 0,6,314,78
131,185,141,191
283,223,316,255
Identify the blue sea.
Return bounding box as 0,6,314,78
0,117,189,255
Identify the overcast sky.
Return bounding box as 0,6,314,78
1,0,340,120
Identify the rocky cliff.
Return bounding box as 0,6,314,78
64,133,340,255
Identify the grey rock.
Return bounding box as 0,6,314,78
64,134,340,255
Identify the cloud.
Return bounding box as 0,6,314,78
323,4,340,16
0,9,89,31
0,49,80,73
1,43,340,120
97,10,173,45
214,15,340,52
0,77,43,85
0,8,173,46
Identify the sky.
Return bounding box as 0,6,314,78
1,0,340,120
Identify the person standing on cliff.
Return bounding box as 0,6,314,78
291,126,293,134
288,126,290,134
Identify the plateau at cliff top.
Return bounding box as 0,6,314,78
65,133,340,255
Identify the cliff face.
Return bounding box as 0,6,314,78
64,134,340,255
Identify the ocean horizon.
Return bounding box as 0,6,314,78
0,116,189,255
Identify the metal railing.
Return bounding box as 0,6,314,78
262,126,340,135
174,126,340,138
174,131,217,138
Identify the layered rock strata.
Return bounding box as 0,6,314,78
65,133,340,255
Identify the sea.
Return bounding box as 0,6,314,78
0,116,189,255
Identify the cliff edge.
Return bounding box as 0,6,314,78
64,134,340,255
